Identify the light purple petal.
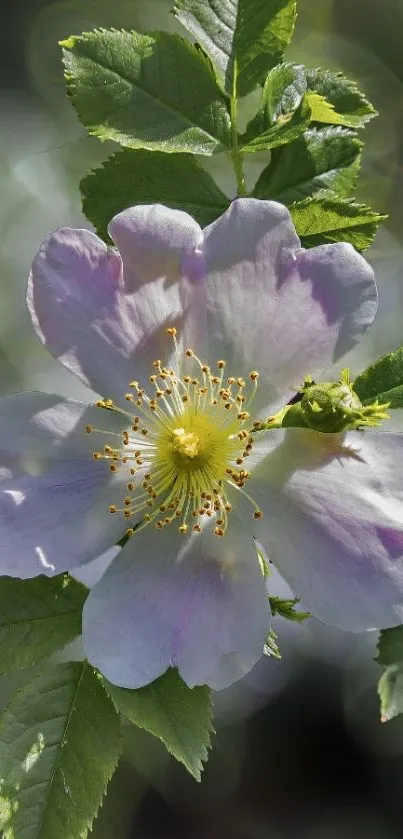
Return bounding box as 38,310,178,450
202,199,377,412
83,517,270,690
251,428,403,630
0,391,124,469
28,206,203,399
0,392,128,577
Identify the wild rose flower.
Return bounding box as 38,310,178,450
3,198,403,691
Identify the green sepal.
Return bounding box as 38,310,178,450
253,372,390,434
269,596,311,622
61,28,231,155
81,149,230,240
298,380,389,433
105,668,214,781
263,628,281,659
354,347,403,407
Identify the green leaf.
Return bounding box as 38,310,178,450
354,348,403,406
377,626,403,667
253,126,362,203
241,62,311,151
61,29,231,155
0,663,122,839
0,574,87,676
269,596,311,622
263,628,281,659
378,664,403,722
305,92,356,127
81,149,230,240
174,0,296,97
290,196,386,251
305,67,376,129
105,668,213,781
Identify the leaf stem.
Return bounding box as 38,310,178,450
230,72,247,197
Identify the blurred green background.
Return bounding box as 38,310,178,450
2,1,403,836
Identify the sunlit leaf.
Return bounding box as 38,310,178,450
354,347,403,407
290,196,386,250
61,28,231,154
253,126,362,203
0,663,122,839
174,0,296,96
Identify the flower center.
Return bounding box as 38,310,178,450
86,329,263,539
173,427,200,458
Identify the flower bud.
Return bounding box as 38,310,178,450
299,380,390,433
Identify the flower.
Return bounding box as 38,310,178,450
3,197,403,691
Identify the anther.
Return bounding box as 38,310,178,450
217,360,226,369
85,425,93,433
250,371,259,381
253,510,263,519
166,327,177,336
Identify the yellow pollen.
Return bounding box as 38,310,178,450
173,428,200,459
89,332,263,538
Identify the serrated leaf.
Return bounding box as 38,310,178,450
61,28,231,155
378,664,403,722
0,663,122,839
81,149,230,240
305,92,355,127
242,96,311,151
269,596,311,622
354,348,403,406
305,67,376,129
105,668,213,781
242,62,311,151
290,196,386,251
174,0,296,97
0,574,87,676
253,126,362,203
377,626,403,667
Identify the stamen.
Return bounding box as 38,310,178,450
89,329,263,537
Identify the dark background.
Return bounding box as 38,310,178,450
2,1,403,836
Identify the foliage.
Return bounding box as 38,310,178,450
1,0,399,831
105,669,213,781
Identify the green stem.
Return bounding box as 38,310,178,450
230,77,247,197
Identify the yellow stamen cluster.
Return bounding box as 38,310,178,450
87,330,262,539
